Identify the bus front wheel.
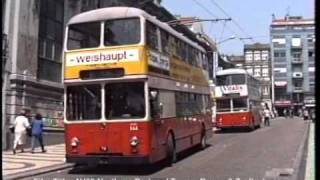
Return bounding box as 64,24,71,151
200,129,207,150
166,133,176,165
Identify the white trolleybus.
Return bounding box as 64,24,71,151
214,68,263,130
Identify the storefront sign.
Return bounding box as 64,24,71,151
274,81,287,87
274,100,291,106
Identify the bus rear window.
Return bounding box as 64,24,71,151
67,22,101,50
216,99,231,112
104,18,140,46
66,84,101,121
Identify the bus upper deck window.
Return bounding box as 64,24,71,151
104,18,140,46
67,22,101,50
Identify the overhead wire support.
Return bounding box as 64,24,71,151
167,18,232,26
209,0,255,43
192,0,246,44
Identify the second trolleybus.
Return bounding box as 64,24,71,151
214,68,263,130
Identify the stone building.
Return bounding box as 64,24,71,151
244,43,272,108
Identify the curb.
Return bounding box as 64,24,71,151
44,127,65,133
4,163,74,180
291,121,311,180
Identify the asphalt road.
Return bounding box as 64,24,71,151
25,117,309,180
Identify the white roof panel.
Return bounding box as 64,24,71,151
216,68,248,76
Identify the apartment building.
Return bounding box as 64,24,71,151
270,16,315,115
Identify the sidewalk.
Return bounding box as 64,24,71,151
304,121,315,180
2,143,73,179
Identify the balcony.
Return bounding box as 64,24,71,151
293,86,304,93
292,72,303,78
291,58,303,64
291,45,302,49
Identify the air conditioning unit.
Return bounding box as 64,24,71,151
292,72,303,78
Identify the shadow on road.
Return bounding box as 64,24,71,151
214,127,256,134
67,145,212,176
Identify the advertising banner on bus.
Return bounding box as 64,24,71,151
214,85,248,97
65,49,140,66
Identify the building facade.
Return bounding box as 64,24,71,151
270,16,315,115
243,43,272,107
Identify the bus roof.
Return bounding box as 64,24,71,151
67,7,205,52
216,68,260,82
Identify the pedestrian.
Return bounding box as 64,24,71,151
310,109,315,123
12,110,31,154
283,109,287,118
31,113,46,153
263,106,271,127
298,108,302,117
289,108,293,118
303,109,309,121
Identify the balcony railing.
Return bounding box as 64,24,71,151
291,58,303,63
292,72,303,78
293,86,304,92
291,44,302,49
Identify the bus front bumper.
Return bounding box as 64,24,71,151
66,155,150,165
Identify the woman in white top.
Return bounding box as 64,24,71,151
12,110,30,154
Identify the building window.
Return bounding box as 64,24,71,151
262,68,269,77
37,0,64,82
254,67,261,77
308,51,314,57
261,52,268,61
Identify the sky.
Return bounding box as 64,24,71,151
162,0,315,55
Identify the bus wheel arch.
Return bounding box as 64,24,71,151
166,130,176,165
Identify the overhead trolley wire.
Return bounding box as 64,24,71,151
192,0,246,44
209,0,255,43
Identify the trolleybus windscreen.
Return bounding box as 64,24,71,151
216,74,245,86
67,22,101,50
105,82,145,119
66,84,101,120
104,18,140,46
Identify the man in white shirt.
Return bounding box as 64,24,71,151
12,110,30,154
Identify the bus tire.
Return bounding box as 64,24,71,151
166,133,176,165
200,129,207,150
250,119,255,130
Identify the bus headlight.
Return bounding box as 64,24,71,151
70,137,80,147
130,136,139,147
242,116,246,120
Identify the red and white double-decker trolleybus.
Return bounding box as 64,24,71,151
214,69,262,130
63,7,213,166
